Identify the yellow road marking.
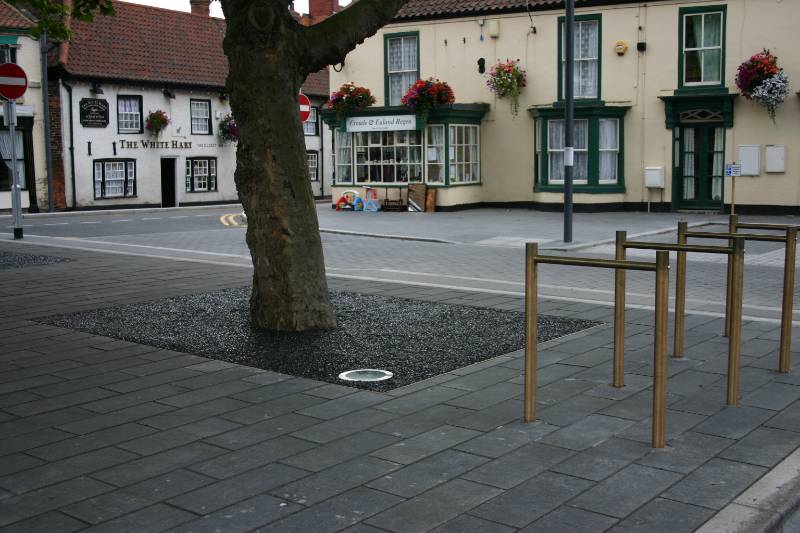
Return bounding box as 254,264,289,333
219,214,246,227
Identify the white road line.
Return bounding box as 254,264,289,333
42,222,69,226
79,221,99,224
111,219,131,223
141,217,161,220
169,216,189,219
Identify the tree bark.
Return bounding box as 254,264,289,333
220,0,410,332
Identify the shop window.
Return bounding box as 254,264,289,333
426,125,445,185
559,16,600,100
448,125,480,184
536,111,626,191
93,159,136,198
185,157,217,192
307,151,319,181
0,45,17,64
385,33,419,106
190,99,212,135
354,130,422,184
334,129,353,184
117,95,142,134
680,8,725,87
303,107,319,136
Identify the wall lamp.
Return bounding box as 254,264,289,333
90,81,104,95
163,88,176,99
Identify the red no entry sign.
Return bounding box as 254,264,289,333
298,93,311,122
0,63,27,100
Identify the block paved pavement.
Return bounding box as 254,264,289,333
2,240,800,532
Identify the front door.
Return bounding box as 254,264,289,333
160,158,176,208
675,125,725,210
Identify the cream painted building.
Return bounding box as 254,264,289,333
325,0,800,212
0,2,47,213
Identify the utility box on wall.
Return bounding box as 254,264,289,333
737,145,760,176
766,145,786,173
644,166,665,188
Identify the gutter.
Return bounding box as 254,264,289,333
62,80,76,209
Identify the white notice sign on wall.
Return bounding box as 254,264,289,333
346,115,416,132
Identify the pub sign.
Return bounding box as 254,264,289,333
79,98,109,127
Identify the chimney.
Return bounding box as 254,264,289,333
190,0,210,16
309,0,337,20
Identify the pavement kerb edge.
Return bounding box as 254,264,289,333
0,203,244,219
319,227,458,245
698,446,800,533
540,220,713,251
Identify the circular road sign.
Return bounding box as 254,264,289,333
0,63,27,100
299,93,311,122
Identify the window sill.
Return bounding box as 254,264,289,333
185,190,219,194
673,86,729,96
118,131,143,135
535,184,625,194
94,195,138,200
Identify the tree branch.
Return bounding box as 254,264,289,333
300,0,410,75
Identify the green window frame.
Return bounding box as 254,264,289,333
678,5,727,92
534,107,627,193
557,13,602,103
384,31,420,106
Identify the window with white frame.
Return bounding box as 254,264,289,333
426,125,445,185
93,159,136,198
190,100,211,135
0,45,17,64
561,18,600,99
303,107,318,136
118,96,142,133
354,130,422,184
185,158,217,192
547,119,588,184
386,34,419,106
335,129,353,184
682,11,724,85
449,125,480,184
307,151,319,181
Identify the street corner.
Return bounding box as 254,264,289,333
220,213,246,227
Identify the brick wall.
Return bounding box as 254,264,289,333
48,74,67,210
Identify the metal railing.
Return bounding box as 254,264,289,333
686,215,798,374
617,227,746,406
524,243,671,448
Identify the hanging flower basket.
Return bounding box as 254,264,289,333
486,59,527,116
145,110,170,136
400,78,455,117
735,49,790,121
218,114,238,143
327,83,376,120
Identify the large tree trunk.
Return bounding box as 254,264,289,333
220,0,411,332
224,2,336,331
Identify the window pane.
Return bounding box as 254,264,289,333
575,152,588,183
548,120,564,150
703,13,722,47
191,101,210,134
599,119,618,150
574,119,588,149
703,49,721,83
684,51,701,83
549,152,564,183
685,15,702,48
403,36,418,71
600,153,617,183
388,38,402,71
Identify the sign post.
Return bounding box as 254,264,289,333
563,0,575,243
0,63,28,239
725,162,741,215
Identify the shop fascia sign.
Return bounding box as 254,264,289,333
118,139,193,149
345,114,416,132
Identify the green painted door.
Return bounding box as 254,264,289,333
675,125,725,210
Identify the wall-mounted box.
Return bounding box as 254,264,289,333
766,145,785,173
644,166,664,188
487,20,500,38
737,145,760,176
